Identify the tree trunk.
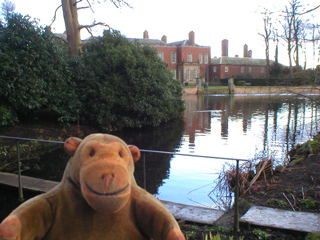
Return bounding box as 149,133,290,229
264,37,270,81
62,0,81,56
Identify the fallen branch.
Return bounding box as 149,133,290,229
290,193,296,206
283,193,295,211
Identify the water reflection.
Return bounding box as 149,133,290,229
182,94,320,162
155,94,320,208
20,94,320,209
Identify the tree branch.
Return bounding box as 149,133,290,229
78,6,89,10
298,4,320,15
79,22,111,30
86,0,94,13
50,4,62,27
96,0,132,8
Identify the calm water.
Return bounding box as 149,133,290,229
20,94,320,210
155,94,320,209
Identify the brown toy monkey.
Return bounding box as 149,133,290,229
0,134,185,240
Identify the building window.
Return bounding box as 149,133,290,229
261,67,265,73
171,52,176,63
193,69,197,79
204,53,209,64
158,51,164,61
241,66,244,73
199,54,203,64
179,68,183,80
187,53,193,63
171,69,176,79
225,66,229,73
248,67,252,73
213,66,217,73
186,69,191,80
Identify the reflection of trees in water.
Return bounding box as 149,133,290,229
116,119,185,195
204,95,320,159
20,146,69,181
20,118,184,192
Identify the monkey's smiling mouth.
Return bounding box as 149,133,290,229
85,181,129,196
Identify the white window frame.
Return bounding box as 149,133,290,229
186,69,191,80
171,52,176,64
248,67,252,73
199,53,203,64
225,66,229,73
171,69,176,79
193,69,197,79
187,53,193,63
213,66,217,73
204,53,209,64
241,66,244,73
158,51,164,61
261,67,265,73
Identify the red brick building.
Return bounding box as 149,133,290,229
210,39,274,84
129,31,211,85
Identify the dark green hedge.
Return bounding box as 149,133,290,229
0,14,184,131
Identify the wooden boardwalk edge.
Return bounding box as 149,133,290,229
240,206,320,233
0,172,224,225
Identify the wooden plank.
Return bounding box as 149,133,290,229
240,206,320,233
0,172,225,225
162,200,225,225
0,172,58,192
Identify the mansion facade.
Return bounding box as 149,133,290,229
129,31,211,84
129,32,272,85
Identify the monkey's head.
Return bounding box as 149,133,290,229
64,134,140,214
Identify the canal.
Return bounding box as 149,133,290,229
3,94,320,210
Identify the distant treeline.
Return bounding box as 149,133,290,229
0,14,184,131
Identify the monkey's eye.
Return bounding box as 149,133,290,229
119,151,123,158
89,150,95,157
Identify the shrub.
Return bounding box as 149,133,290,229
75,30,184,131
237,81,247,86
267,198,287,207
300,198,316,208
0,13,80,126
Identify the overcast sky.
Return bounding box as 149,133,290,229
6,0,320,68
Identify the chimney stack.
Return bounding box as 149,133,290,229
248,50,252,58
143,30,149,39
222,39,228,57
244,44,248,57
189,31,195,45
161,35,167,43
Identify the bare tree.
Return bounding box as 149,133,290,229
281,5,294,68
273,28,279,64
58,0,130,56
290,0,304,67
259,8,273,81
1,0,15,20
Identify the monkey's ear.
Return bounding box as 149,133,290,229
64,137,82,156
128,145,141,163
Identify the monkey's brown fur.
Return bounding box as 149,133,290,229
0,134,185,240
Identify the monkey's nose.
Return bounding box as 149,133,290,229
101,173,114,187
